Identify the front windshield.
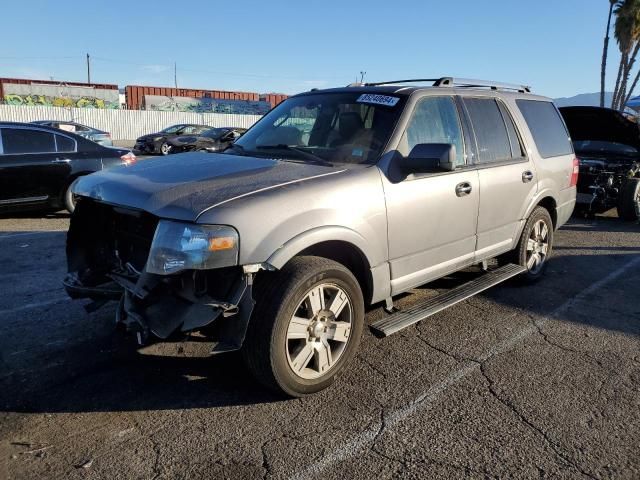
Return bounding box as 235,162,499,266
162,125,182,134
234,92,405,164
203,128,229,139
573,140,638,155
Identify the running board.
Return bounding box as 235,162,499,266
370,263,526,337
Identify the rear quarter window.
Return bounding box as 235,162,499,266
516,100,573,158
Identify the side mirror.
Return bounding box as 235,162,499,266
400,143,457,173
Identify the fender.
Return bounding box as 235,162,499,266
512,187,558,248
266,225,381,270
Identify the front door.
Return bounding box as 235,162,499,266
382,95,480,295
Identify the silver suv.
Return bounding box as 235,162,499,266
64,77,577,396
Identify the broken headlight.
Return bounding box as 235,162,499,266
146,220,239,275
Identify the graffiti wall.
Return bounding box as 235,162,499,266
2,83,120,109
144,95,271,115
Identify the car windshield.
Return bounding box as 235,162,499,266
203,128,229,139
161,125,182,134
233,92,406,165
573,140,639,155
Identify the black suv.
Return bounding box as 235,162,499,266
0,122,135,214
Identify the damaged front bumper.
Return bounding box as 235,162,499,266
65,266,256,353
63,199,259,353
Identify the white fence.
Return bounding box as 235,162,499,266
0,105,262,141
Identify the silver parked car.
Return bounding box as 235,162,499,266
64,77,577,396
31,120,113,146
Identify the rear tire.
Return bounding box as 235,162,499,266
506,206,554,284
616,178,640,221
242,256,364,397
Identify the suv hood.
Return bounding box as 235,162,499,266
74,152,344,222
559,106,640,150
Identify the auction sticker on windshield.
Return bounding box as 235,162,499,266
357,94,400,107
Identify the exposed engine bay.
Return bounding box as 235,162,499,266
560,106,640,220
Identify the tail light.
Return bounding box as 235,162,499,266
121,152,137,165
570,157,579,187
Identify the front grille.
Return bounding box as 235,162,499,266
73,199,159,274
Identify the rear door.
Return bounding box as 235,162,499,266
382,95,480,294
461,97,538,260
0,127,76,206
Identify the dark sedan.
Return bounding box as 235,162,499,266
134,124,211,155
31,120,113,146
167,127,246,154
0,122,135,214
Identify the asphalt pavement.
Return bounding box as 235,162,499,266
0,211,638,479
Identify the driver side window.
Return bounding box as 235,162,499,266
400,96,465,167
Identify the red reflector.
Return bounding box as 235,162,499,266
570,157,579,187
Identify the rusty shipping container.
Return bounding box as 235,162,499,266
0,77,118,101
260,93,288,109
125,85,261,110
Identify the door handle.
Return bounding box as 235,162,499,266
455,182,472,197
522,170,534,183
51,158,71,164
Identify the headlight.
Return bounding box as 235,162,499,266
146,220,239,275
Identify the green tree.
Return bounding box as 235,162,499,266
601,1,619,107
612,0,640,110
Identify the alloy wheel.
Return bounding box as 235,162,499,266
285,283,353,380
526,219,550,274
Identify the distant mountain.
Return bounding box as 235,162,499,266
553,92,614,107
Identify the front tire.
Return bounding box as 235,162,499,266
159,142,172,155
617,177,640,221
242,256,364,397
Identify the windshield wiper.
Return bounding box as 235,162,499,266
255,145,333,166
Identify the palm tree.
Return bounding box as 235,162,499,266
612,0,640,110
601,1,619,107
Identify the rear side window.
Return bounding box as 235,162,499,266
463,98,513,163
516,100,572,158
1,128,56,154
56,134,76,152
400,96,466,166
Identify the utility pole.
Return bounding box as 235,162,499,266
174,61,178,88
86,53,91,84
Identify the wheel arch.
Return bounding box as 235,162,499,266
266,228,377,304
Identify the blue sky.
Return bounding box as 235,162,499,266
0,0,621,98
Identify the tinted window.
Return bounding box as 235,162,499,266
56,134,76,152
400,96,465,166
1,128,56,154
498,102,525,158
516,100,572,158
464,98,511,163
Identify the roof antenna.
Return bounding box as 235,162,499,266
360,71,367,83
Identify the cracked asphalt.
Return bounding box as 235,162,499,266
0,210,639,479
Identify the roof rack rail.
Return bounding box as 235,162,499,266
361,77,531,93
